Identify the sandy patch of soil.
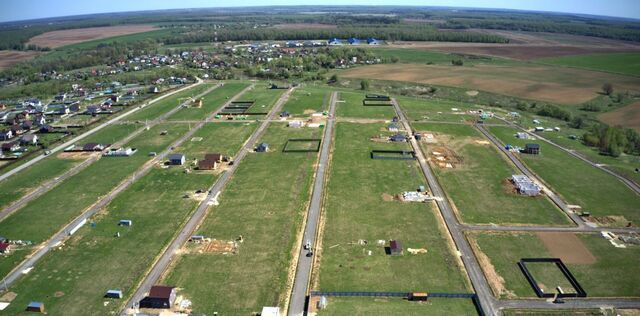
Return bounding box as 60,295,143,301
536,232,596,264
200,239,238,254
57,151,94,160
27,25,157,48
466,90,479,96
599,102,640,132
0,50,39,70
0,291,17,302
381,193,396,201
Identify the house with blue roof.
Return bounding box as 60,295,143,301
367,38,381,45
348,38,361,45
328,38,342,45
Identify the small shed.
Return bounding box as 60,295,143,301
139,285,176,309
523,143,540,155
389,134,406,142
387,123,399,132
288,120,304,128
118,220,132,227
105,289,123,299
0,242,10,253
256,143,269,152
198,159,217,170
280,111,290,118
408,292,428,301
26,301,45,313
389,240,403,256
169,154,186,165
261,306,280,316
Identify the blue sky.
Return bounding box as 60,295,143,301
2,0,639,23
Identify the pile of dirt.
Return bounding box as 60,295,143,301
57,151,93,160
502,178,519,195
381,193,397,202
587,215,633,227
536,232,597,264
429,146,462,168
200,240,238,254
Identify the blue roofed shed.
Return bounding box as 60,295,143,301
256,143,269,152
105,289,123,299
26,301,45,313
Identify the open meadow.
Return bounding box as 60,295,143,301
161,123,320,315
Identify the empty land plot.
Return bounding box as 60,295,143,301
0,123,190,278
174,122,257,158
537,53,640,77
338,64,640,104
396,96,480,122
411,123,569,225
488,126,640,225
281,86,330,115
368,47,514,66
315,296,479,315
168,82,248,121
469,232,640,298
0,50,39,70
2,167,215,315
239,84,286,115
80,122,142,145
0,158,80,210
126,83,214,122
317,123,469,293
162,123,320,314
598,101,640,132
335,91,397,119
502,309,607,316
26,25,157,48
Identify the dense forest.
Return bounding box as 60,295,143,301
161,25,509,44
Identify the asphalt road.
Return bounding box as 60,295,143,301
0,79,205,183
121,87,294,315
0,83,245,292
474,124,585,227
497,116,640,194
288,91,337,316
0,83,222,223
391,99,499,316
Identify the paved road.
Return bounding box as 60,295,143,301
0,83,247,292
462,223,640,234
497,116,640,194
497,298,640,310
474,124,585,228
0,79,205,183
121,87,294,315
288,92,338,316
391,99,499,316
0,83,222,224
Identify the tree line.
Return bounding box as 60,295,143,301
582,124,640,157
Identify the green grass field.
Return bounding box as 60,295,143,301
316,297,479,315
1,122,257,315
537,53,640,77
281,85,331,115
335,91,396,119
367,47,513,66
174,122,257,159
239,84,285,115
126,83,214,122
167,82,248,121
0,123,190,278
162,123,320,315
470,232,640,298
488,126,640,225
317,123,469,293
396,96,483,122
411,123,569,225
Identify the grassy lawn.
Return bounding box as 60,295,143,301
0,157,79,210
317,123,469,293
2,167,215,315
174,122,257,159
488,126,640,225
167,82,248,121
239,84,285,115
281,85,331,116
161,123,320,315
80,122,142,145
336,91,396,119
503,309,606,316
126,83,214,122
395,96,495,123
0,123,190,278
470,232,640,298
316,296,479,315
1,119,258,315
537,53,640,77
367,47,513,66
411,123,569,225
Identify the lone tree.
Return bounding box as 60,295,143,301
360,79,370,91
602,83,614,95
